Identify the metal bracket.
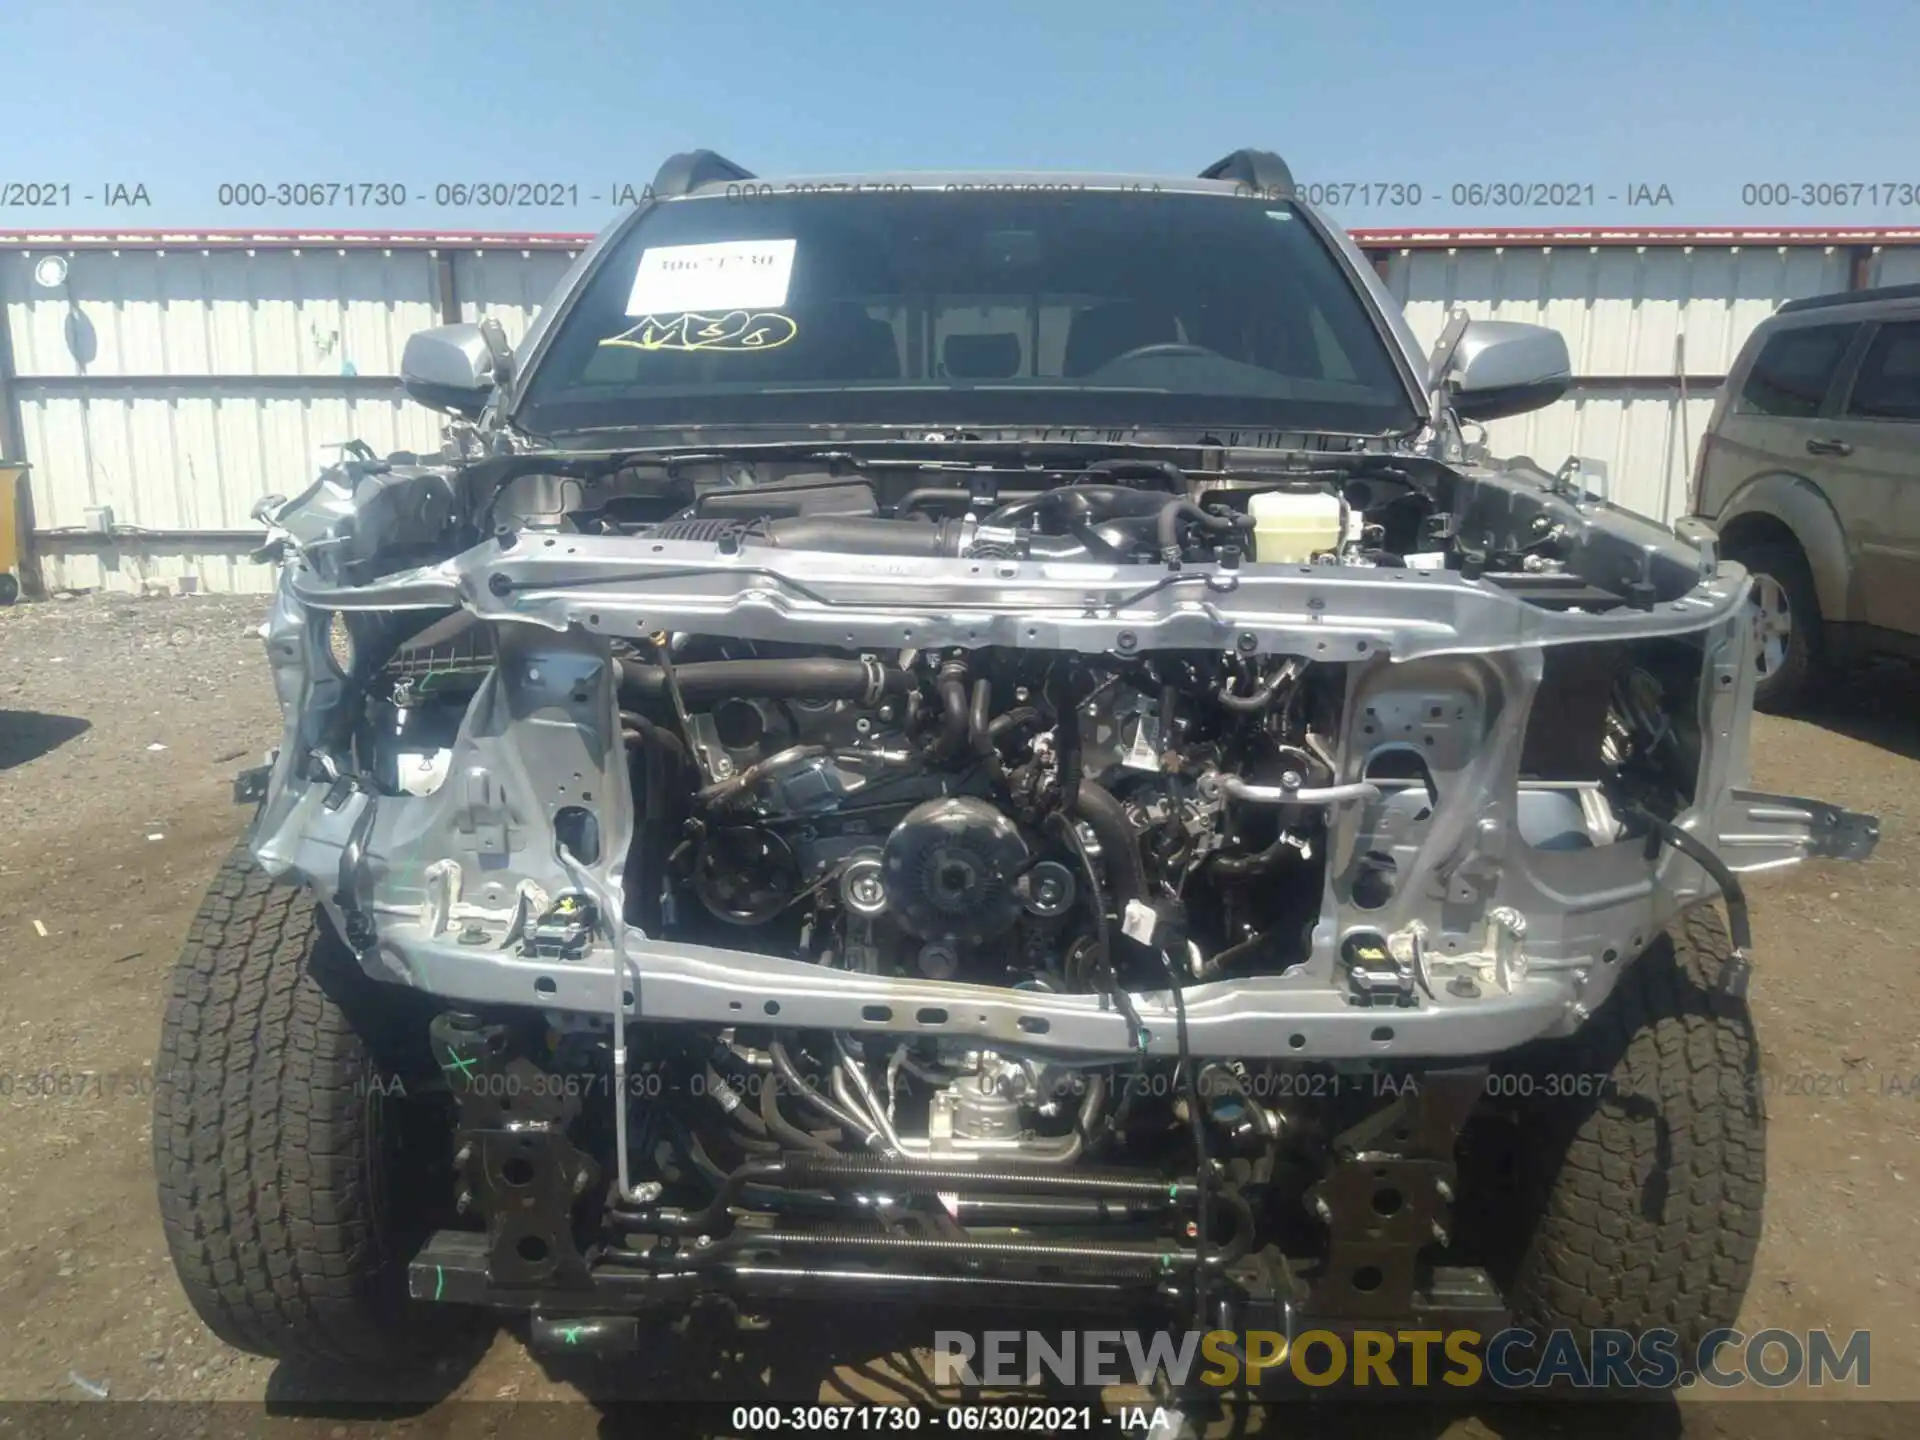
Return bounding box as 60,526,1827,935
1714,789,1881,870
683,711,734,784
1425,309,1474,394
1486,906,1529,992
430,1014,599,1291
232,762,272,806
1302,1068,1485,1318
1671,515,1720,575
1551,455,1611,508
456,769,514,855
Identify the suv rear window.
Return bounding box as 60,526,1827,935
1843,321,1920,421
1738,323,1857,418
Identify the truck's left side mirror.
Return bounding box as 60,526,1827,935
1445,320,1572,422
402,323,503,418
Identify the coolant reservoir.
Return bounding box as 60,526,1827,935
1248,489,1343,564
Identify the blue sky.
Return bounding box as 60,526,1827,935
6,0,1917,233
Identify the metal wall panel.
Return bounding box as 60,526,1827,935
1870,246,1920,286
1,245,568,593
1380,244,1853,373
41,539,279,596
453,247,579,346
3,247,443,379
18,389,446,593
17,390,446,529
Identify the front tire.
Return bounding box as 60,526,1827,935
153,843,474,1369
1478,908,1764,1373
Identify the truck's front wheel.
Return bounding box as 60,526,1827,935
153,843,476,1369
1466,907,1765,1377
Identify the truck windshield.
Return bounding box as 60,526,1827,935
515,188,1419,439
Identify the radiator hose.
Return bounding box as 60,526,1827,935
1072,779,1148,913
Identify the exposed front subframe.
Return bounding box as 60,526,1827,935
396,926,1581,1060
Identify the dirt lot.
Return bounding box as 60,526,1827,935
1,593,1915,1437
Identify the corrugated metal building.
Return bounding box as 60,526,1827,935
0,232,581,594
4,224,1919,594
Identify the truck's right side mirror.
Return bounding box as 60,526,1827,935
401,323,503,418
1445,320,1572,422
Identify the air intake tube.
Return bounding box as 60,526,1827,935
757,515,970,556
647,514,1043,560
615,657,912,706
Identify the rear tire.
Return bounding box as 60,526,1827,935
1474,907,1764,1377
1732,540,1823,714
153,843,475,1369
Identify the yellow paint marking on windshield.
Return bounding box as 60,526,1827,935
599,310,799,353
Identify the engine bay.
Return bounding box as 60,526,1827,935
355,452,1719,1007
307,453,1752,1172
234,437,1885,1331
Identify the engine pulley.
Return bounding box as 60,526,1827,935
881,797,1031,944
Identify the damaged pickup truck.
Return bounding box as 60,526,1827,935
154,149,1879,1382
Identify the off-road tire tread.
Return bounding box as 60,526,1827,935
153,843,441,1367
1506,906,1764,1359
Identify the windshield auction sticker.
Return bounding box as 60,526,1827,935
624,239,796,315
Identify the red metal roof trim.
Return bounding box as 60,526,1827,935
4,225,1920,253
0,229,592,250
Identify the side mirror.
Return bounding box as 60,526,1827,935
401,322,511,418
1443,320,1571,422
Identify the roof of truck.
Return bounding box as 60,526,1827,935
675,170,1247,197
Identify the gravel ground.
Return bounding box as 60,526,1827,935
0,592,1915,1437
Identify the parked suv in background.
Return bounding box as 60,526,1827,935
1694,283,1920,711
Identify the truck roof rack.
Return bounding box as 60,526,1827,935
650,150,757,198
1199,149,1295,198
1776,281,1920,315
